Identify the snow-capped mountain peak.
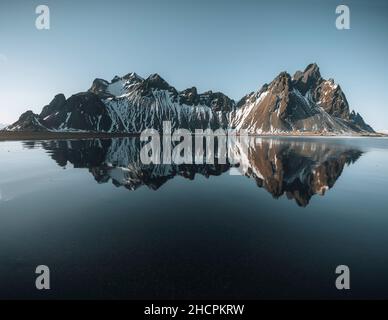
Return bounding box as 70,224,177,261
4,64,375,135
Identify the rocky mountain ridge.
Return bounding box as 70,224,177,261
4,64,375,135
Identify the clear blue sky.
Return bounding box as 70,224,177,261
0,0,387,130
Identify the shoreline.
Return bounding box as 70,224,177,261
0,131,140,141
0,131,386,141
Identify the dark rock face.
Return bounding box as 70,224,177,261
313,79,350,119
5,64,375,134
5,110,46,132
179,88,235,112
88,79,110,98
135,74,178,99
179,87,200,105
292,64,371,131
142,74,172,91
293,63,322,95
40,94,66,119
39,92,114,132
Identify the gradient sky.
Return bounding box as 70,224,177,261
0,0,387,130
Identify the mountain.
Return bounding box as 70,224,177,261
4,64,375,135
232,64,374,134
24,137,362,206
0,123,8,130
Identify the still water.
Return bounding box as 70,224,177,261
0,137,388,299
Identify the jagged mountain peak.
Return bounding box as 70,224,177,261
302,63,321,80
20,110,36,118
313,79,350,119
179,87,199,105
293,62,323,95
5,64,375,135
53,93,66,100
181,86,198,96
269,71,293,93
93,72,171,96
132,73,178,99
141,73,172,91
304,62,320,74
122,72,143,81
233,63,374,134
89,72,145,99
4,110,46,132
40,93,66,119
89,78,110,97
108,72,144,84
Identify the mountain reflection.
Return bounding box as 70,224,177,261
236,139,362,206
24,137,362,206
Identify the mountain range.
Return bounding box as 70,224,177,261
3,63,375,135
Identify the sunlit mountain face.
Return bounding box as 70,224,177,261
25,137,362,207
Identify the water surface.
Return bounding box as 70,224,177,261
1,137,388,299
